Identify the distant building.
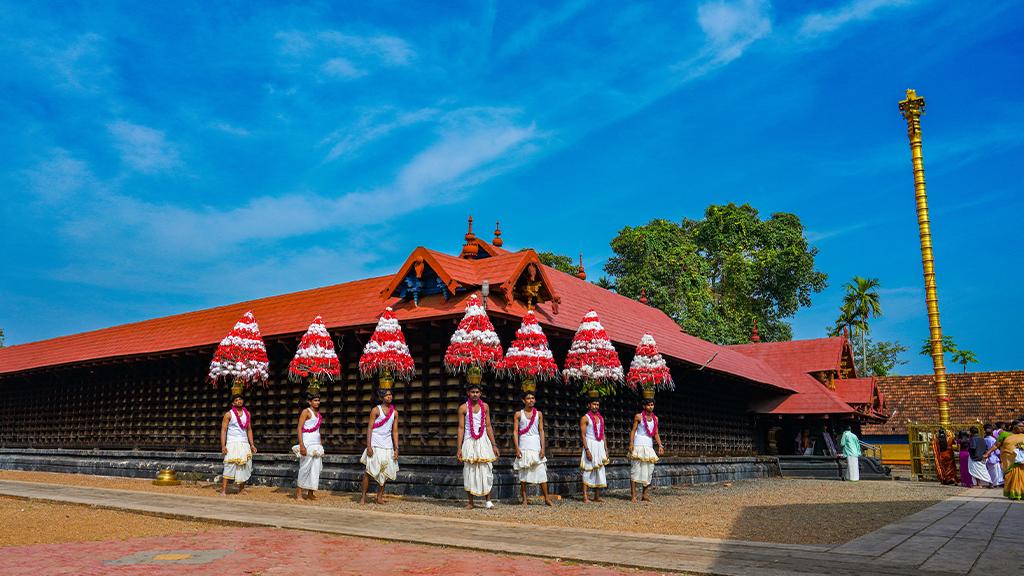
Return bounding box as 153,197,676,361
862,371,1024,465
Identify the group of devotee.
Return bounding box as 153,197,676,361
955,419,1024,500
217,383,665,507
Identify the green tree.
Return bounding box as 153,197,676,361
950,349,979,373
0,327,4,348
536,252,580,275
594,276,615,291
605,204,827,344
837,276,882,374
863,337,909,376
919,335,958,357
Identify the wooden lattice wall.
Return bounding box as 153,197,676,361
0,317,769,456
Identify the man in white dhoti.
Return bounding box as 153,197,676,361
220,394,257,495
293,393,324,500
579,397,608,503
629,398,664,502
360,389,400,504
967,426,992,487
839,425,861,482
457,383,499,509
512,392,553,507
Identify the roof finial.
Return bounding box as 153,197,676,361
576,253,587,280
493,220,503,247
639,288,648,305
750,319,761,343
460,215,479,259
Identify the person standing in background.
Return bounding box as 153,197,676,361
839,425,861,482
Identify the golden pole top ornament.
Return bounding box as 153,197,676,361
899,89,927,138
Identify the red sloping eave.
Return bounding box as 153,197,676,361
750,373,855,415
0,275,400,375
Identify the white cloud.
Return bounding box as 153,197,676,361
806,219,881,243
211,122,252,137
319,31,415,66
276,29,415,81
49,32,111,93
696,0,773,66
23,148,98,203
322,57,365,79
323,107,438,162
799,0,915,38
668,0,772,84
107,121,181,174
496,0,591,59
56,108,537,268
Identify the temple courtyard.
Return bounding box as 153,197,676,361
2,472,1020,575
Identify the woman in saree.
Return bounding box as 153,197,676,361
985,421,1024,500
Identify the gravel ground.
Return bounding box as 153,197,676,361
0,471,964,544
0,495,214,547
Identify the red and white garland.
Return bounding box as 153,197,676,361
640,412,658,437
466,399,487,439
359,307,415,381
232,407,251,430
562,310,623,387
288,316,341,382
587,411,605,441
498,311,559,381
626,333,675,391
208,311,270,386
444,294,503,374
518,408,538,436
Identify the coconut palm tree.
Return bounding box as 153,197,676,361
950,349,979,373
840,276,882,374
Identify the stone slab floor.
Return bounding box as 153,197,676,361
0,479,1019,575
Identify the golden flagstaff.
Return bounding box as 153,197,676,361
898,88,951,430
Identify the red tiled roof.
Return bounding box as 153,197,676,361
0,244,795,395
728,336,850,375
728,337,856,415
518,267,796,392
835,378,875,405
862,371,1024,436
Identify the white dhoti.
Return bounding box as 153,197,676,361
360,447,399,485
846,455,860,481
580,438,608,488
987,461,1004,486
292,444,324,490
223,441,253,483
461,435,496,496
513,449,548,484
629,445,659,486
968,459,992,484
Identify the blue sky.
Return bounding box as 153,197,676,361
1,1,1021,375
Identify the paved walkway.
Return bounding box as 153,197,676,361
0,480,1020,575
0,525,661,576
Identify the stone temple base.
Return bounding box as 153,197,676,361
0,448,780,499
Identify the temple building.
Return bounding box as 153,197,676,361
0,221,889,493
